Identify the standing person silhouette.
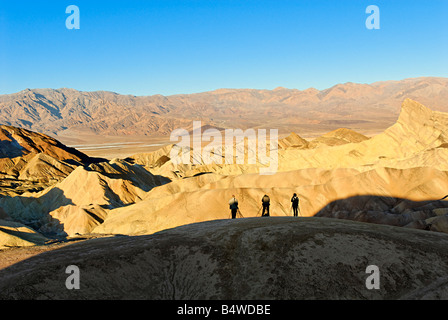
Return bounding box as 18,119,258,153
261,194,270,217
229,195,239,219
291,193,300,217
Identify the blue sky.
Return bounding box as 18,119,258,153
0,0,447,96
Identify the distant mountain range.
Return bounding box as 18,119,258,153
1,77,447,139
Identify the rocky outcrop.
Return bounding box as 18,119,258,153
278,132,309,149
316,195,448,232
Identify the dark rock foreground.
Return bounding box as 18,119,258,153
1,217,448,300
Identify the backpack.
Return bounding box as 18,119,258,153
229,198,238,210
262,195,270,204
292,196,299,206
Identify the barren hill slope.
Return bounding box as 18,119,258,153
0,158,169,237
277,98,448,172
93,165,448,236
93,99,448,236
0,125,90,162
0,125,102,196
0,219,48,250
309,128,369,148
2,218,448,299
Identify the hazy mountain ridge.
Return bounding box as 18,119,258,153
1,77,448,138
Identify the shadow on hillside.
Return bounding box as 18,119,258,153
0,162,173,239
84,162,172,193
314,194,448,232
0,140,26,159
0,226,47,246
0,187,74,239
